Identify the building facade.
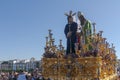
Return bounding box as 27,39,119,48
0,57,40,71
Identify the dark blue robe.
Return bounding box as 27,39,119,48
64,22,77,55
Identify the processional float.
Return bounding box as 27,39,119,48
41,11,117,80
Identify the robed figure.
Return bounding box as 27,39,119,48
78,11,92,51
64,11,78,55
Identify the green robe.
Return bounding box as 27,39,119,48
82,20,92,51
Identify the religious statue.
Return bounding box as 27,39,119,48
64,11,78,55
77,11,92,52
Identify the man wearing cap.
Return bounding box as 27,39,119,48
64,11,78,55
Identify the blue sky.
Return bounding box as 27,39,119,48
0,0,120,60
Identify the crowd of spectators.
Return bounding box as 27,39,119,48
1,69,120,80
0,69,47,80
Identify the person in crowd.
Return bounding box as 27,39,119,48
17,70,27,80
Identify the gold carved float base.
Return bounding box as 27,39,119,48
41,57,117,80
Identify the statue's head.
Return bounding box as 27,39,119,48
65,10,76,24
78,11,86,25
67,16,73,23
